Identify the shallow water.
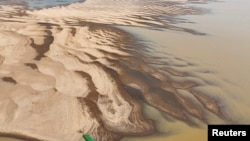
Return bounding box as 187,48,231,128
0,137,24,141
0,0,84,9
120,0,250,140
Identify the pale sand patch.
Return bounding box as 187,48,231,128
0,31,29,64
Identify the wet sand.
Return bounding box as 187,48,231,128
0,138,23,141
121,103,208,141
1,0,249,141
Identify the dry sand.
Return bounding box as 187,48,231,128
0,21,153,141
0,0,232,141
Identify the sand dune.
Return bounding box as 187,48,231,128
0,0,225,141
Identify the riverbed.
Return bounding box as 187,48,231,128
1,0,249,141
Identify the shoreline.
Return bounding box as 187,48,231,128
0,0,233,141
0,20,209,140
0,0,86,10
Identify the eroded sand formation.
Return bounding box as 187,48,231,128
0,0,223,141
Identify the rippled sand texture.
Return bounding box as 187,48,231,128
0,0,207,34
0,0,224,141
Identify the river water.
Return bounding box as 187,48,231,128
0,0,84,9
120,0,250,140
1,0,250,141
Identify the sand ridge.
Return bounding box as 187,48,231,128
0,21,156,141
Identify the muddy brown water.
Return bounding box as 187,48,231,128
120,0,250,141
0,137,24,141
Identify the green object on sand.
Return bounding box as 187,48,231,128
83,134,94,141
